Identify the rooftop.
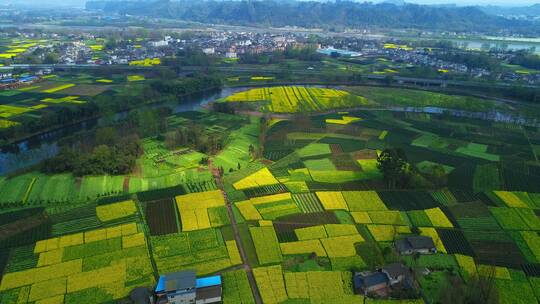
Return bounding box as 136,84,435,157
354,272,388,288
196,275,222,289
383,263,410,278
155,271,196,293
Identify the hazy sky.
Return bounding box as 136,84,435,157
1,0,539,8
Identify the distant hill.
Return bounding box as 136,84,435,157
480,4,540,17
85,0,538,34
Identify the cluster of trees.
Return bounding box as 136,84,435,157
510,51,540,70
40,106,170,175
42,134,142,176
148,75,222,97
161,48,220,67
163,126,225,155
377,148,447,189
433,51,500,71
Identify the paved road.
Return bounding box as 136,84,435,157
209,161,263,304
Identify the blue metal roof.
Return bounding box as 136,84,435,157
196,276,221,288
20,76,37,82
155,275,166,293
355,272,388,288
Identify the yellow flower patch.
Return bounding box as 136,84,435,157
351,211,372,224
494,191,528,208
66,262,126,293
35,295,64,304
253,266,288,304
236,200,262,220
259,220,273,226
325,116,362,125
176,190,226,231
324,224,359,237
280,240,327,257
226,240,242,265
455,254,477,277
424,207,453,228
367,225,411,242
127,75,145,82
37,248,64,267
58,233,84,248
29,277,67,302
477,265,511,280
122,232,146,249
96,200,137,222
321,235,364,257
0,119,20,129
233,168,279,190
41,84,75,93
285,272,309,299
295,225,328,240
0,259,82,291
315,191,349,210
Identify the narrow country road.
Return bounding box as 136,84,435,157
209,161,263,304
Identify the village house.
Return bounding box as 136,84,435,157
394,235,436,255
381,263,413,286
353,263,414,298
155,271,222,304
353,271,390,296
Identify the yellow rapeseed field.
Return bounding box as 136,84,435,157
424,207,453,228
493,191,528,208
96,200,137,222
233,168,279,190
321,235,364,257
226,240,242,265
122,232,146,248
176,190,225,231
367,224,411,242
280,240,327,257
253,266,288,304
236,200,263,220
0,259,83,291
41,84,75,93
224,86,368,113
315,191,349,210
325,116,362,125
350,211,372,224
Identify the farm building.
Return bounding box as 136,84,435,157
395,236,437,255
354,263,415,297
381,263,413,286
353,271,390,296
155,271,222,304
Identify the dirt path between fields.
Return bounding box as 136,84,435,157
209,161,263,304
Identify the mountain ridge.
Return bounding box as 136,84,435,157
85,0,538,34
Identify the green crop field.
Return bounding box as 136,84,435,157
2,82,540,304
